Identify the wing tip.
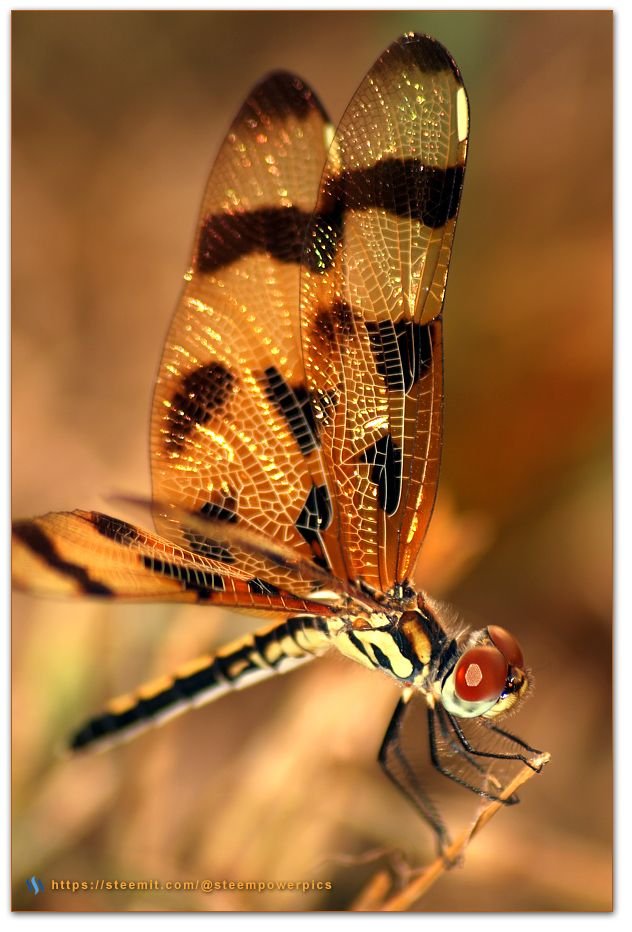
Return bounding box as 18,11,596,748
247,69,330,124
385,32,464,84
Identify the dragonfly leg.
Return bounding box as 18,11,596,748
448,712,541,771
428,707,518,804
481,720,545,769
378,695,451,858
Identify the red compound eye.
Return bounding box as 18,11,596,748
488,625,524,669
454,646,508,703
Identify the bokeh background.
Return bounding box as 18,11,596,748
12,9,612,912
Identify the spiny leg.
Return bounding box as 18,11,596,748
448,711,540,771
378,695,451,857
434,704,489,778
481,719,545,768
428,707,515,805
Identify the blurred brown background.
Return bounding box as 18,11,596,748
12,10,612,912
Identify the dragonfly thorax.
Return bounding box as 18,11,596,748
328,597,529,724
328,600,454,689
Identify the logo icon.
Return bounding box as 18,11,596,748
26,876,44,895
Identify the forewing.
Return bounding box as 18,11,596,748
151,72,347,583
12,511,337,615
301,34,469,592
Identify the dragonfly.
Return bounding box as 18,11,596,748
12,33,544,854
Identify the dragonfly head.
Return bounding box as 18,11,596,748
440,625,529,719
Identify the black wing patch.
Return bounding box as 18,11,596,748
359,435,403,517
263,366,319,456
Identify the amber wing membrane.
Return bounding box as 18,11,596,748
301,34,469,592
13,39,468,607
13,72,347,606
151,72,348,584
12,511,336,615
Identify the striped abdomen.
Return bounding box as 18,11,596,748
71,615,331,752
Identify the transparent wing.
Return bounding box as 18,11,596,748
151,72,347,582
12,511,337,614
301,34,469,592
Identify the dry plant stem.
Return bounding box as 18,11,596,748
352,871,393,911
353,751,551,912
